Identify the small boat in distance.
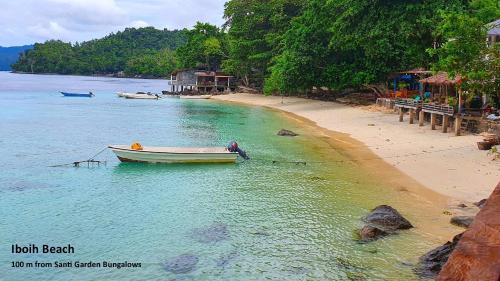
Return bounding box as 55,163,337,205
109,145,238,163
118,92,161,100
180,95,212,100
61,92,94,98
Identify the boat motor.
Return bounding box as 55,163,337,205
227,141,250,160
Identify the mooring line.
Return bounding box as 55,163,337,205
49,147,108,168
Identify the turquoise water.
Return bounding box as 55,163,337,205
0,72,450,280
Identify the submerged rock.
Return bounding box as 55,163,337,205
287,266,309,275
216,251,239,268
164,254,199,274
191,222,229,243
416,233,463,278
358,205,413,241
359,225,388,241
6,180,52,192
362,205,413,231
277,129,298,137
473,199,487,209
450,216,474,228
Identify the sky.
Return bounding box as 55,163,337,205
0,0,227,46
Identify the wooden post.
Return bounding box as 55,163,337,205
458,88,463,115
419,111,425,126
442,115,449,133
431,113,436,130
409,109,415,124
399,108,404,122
455,116,462,136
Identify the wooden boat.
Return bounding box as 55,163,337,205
180,95,212,100
61,92,94,98
109,145,238,163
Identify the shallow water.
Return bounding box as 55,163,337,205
0,72,456,280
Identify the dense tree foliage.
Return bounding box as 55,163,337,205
223,0,497,98
125,49,177,77
262,0,469,94
175,22,227,71
12,27,187,77
428,0,499,103
223,0,304,87
11,0,498,98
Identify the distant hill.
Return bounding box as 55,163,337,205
0,45,33,70
11,27,187,77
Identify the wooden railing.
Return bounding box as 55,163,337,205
422,103,455,116
394,99,422,109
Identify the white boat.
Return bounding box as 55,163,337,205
108,145,239,163
117,92,135,98
123,93,160,100
180,95,212,100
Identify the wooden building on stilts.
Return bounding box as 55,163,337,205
169,69,235,94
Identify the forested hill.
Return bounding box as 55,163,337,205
11,27,187,77
0,45,33,71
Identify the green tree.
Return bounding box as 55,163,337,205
223,0,304,87
428,0,499,104
175,22,226,70
264,0,468,95
125,49,177,77
12,27,187,76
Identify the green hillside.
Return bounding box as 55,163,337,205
12,27,187,77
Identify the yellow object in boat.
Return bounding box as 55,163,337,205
131,143,143,151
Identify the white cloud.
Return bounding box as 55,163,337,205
130,20,150,28
27,21,70,40
0,0,227,46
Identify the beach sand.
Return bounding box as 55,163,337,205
213,93,499,203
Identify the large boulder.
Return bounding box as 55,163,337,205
450,216,474,228
277,129,299,137
416,232,463,278
358,205,413,241
437,183,500,281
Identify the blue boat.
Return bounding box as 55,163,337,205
61,92,94,98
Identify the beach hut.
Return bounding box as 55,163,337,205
418,72,468,134
387,68,432,99
487,19,500,47
381,69,431,120
170,69,234,93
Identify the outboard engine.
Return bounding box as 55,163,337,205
227,141,250,160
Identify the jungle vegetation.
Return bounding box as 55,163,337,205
12,0,498,97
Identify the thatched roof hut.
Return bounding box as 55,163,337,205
420,72,462,85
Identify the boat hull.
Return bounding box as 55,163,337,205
109,146,238,164
61,92,93,97
123,93,159,100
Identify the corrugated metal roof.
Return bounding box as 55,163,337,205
487,19,500,36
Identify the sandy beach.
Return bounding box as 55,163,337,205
213,93,499,203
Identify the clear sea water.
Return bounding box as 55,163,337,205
0,72,457,281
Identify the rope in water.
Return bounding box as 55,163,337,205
49,147,108,168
